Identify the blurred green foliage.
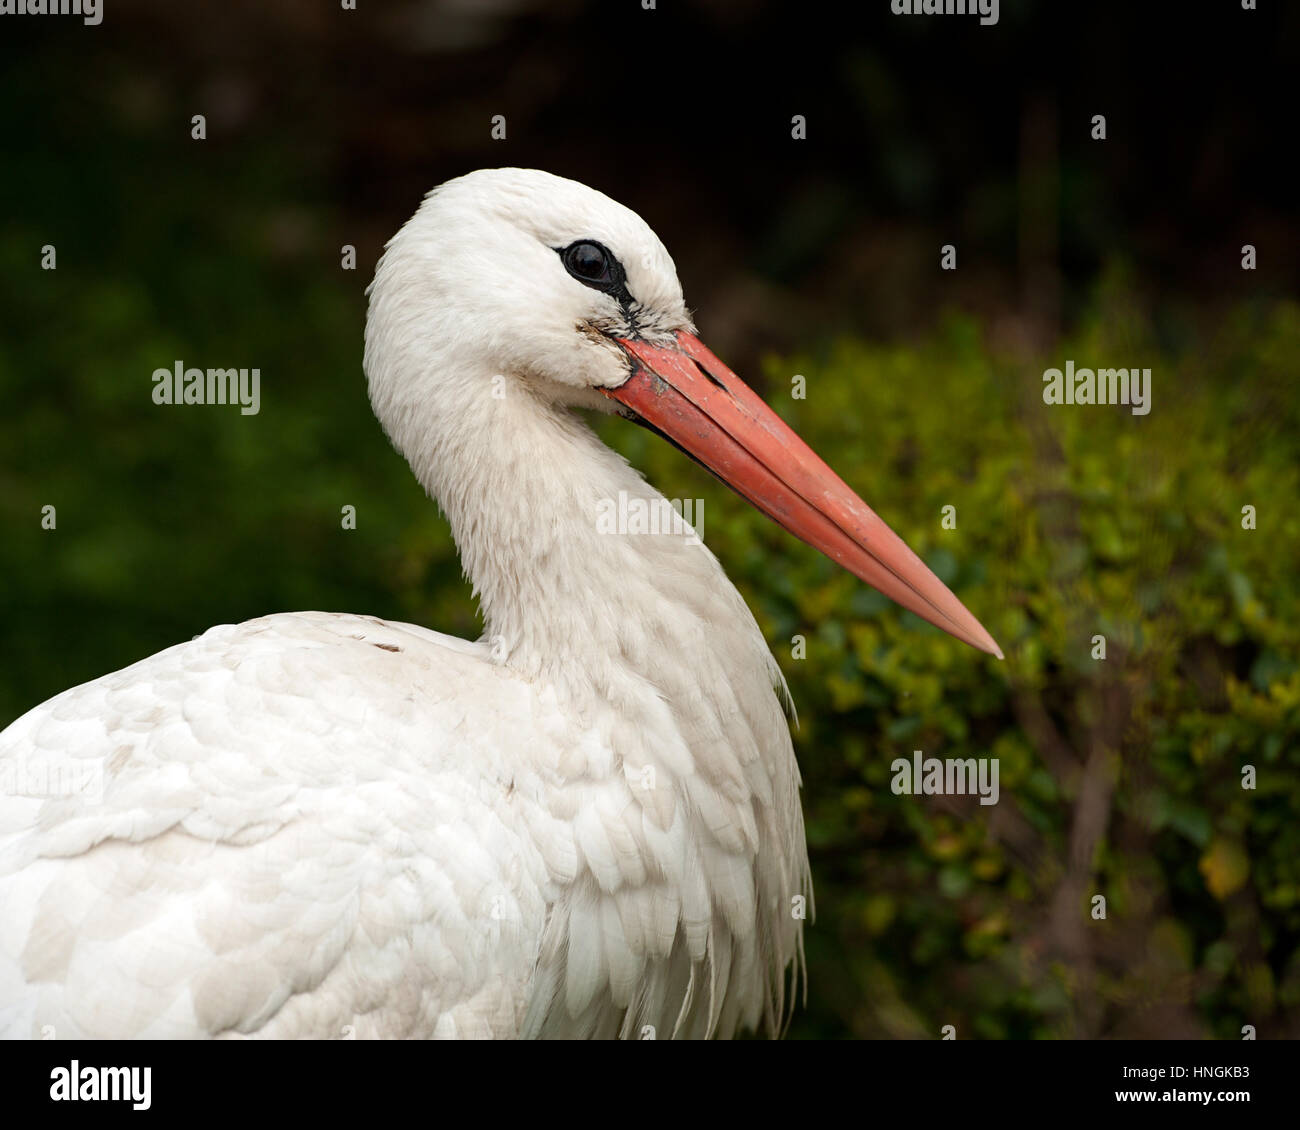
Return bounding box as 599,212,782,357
3,177,1298,1038
641,290,1298,1040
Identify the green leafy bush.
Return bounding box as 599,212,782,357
601,291,1299,1038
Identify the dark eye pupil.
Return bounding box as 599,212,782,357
557,239,629,301
568,243,606,279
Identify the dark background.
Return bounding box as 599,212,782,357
1,0,1297,1040
4,1,1297,364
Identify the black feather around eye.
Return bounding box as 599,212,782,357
557,240,633,306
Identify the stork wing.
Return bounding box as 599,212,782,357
0,612,562,1038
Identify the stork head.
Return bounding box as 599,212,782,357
365,167,691,412
365,168,1001,659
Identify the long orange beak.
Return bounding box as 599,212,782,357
603,331,1002,659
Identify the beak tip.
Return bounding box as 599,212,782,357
973,629,1004,661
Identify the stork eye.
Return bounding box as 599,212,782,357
565,242,608,280
559,240,623,293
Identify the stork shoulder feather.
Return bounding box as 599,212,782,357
0,611,562,1038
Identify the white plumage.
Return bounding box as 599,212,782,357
0,169,996,1039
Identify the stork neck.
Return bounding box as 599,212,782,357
416,383,761,699
405,372,808,1041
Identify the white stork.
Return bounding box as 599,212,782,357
0,169,1000,1039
